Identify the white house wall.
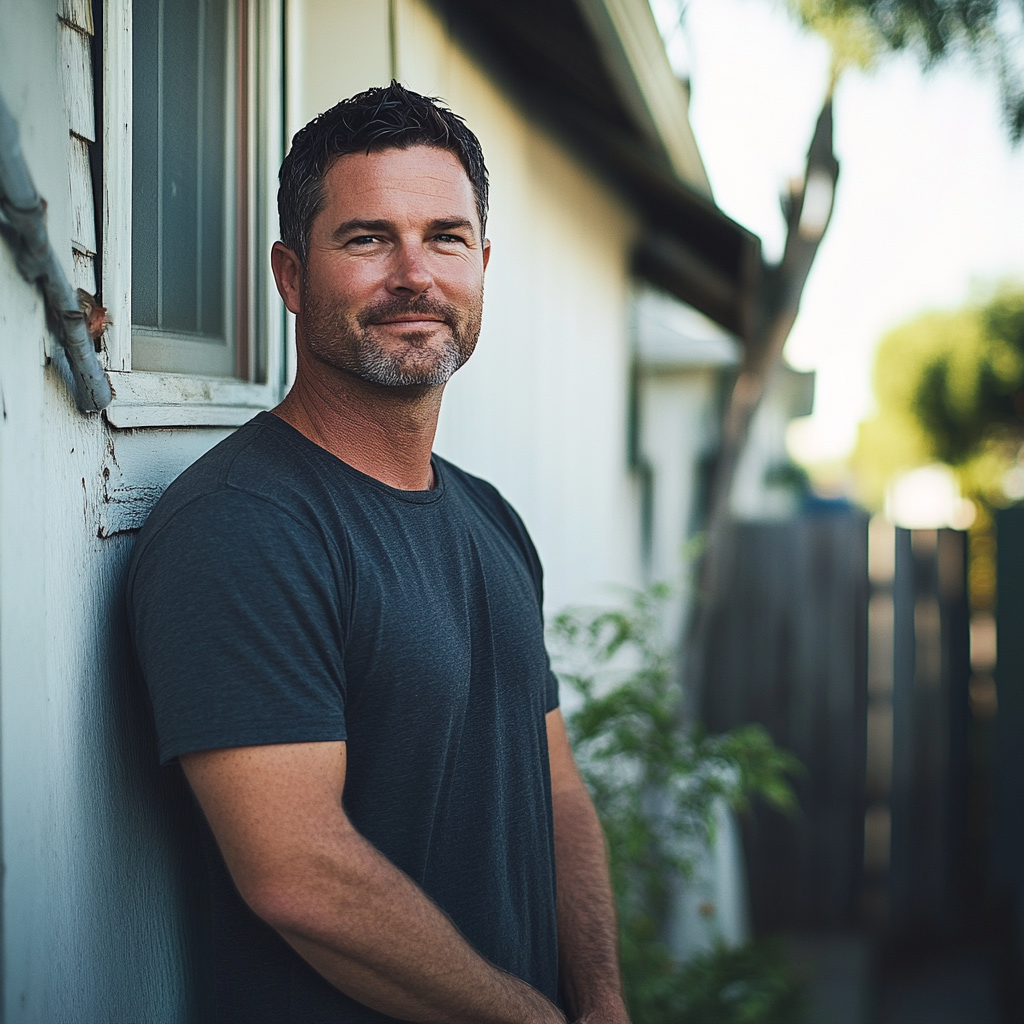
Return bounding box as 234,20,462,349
1,3,233,1020
287,0,394,126
641,367,721,610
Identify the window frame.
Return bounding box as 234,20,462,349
102,0,287,428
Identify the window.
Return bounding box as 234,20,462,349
133,0,240,376
103,0,283,426
129,0,277,384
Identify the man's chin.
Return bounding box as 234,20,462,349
303,324,475,389
352,352,464,388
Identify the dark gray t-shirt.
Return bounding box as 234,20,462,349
127,411,560,1023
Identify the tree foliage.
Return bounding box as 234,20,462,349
854,284,1024,506
549,584,804,1024
778,0,1024,140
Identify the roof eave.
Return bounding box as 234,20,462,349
571,0,712,197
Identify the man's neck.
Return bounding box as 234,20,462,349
273,362,443,492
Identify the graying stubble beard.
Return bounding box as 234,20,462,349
300,285,483,388
352,331,464,387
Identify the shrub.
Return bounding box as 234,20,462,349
550,584,805,1024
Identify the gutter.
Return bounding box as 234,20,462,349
0,91,112,413
572,0,712,196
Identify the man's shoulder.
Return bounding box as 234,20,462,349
436,456,542,569
129,413,331,576
436,456,521,527
435,454,503,506
141,413,300,516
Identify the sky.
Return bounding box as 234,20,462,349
651,0,1024,467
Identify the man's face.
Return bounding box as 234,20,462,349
295,145,489,388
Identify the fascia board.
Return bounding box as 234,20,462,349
572,0,711,196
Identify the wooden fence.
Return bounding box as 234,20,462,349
697,510,869,932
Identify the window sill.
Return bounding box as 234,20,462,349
103,370,279,428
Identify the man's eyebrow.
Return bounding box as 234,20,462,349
332,219,394,240
332,217,478,240
428,218,476,235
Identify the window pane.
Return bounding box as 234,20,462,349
131,0,159,327
132,0,234,376
200,1,227,337
161,0,201,332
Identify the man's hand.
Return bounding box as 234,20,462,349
546,710,632,1024
182,740,564,1024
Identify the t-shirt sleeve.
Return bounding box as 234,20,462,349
491,491,560,715
128,489,348,764
544,667,560,715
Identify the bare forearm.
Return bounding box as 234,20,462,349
182,743,562,1024
552,786,628,1022
265,825,564,1024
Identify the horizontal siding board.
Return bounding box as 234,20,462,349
72,250,97,295
58,0,94,35
59,21,95,141
69,135,97,254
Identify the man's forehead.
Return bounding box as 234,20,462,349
321,146,475,211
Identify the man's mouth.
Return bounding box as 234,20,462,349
359,299,459,334
374,316,447,331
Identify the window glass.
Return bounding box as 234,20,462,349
132,0,236,376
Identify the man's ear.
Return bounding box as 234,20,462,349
271,241,303,315
482,238,491,272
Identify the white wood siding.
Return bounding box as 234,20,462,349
59,7,98,297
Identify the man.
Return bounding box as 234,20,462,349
128,83,629,1024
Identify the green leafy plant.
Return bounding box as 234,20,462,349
668,939,808,1024
549,583,805,1024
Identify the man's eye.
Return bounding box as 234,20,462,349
435,234,464,244
348,235,381,246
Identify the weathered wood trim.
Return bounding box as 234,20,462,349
59,0,95,34
104,370,276,428
68,134,96,254
59,11,99,352
59,20,96,142
72,248,97,293
258,0,286,392
102,0,132,371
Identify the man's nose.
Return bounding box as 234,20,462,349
386,243,433,297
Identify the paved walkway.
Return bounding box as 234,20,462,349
786,933,1003,1024
877,948,1002,1024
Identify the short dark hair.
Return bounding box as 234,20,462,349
278,81,489,264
